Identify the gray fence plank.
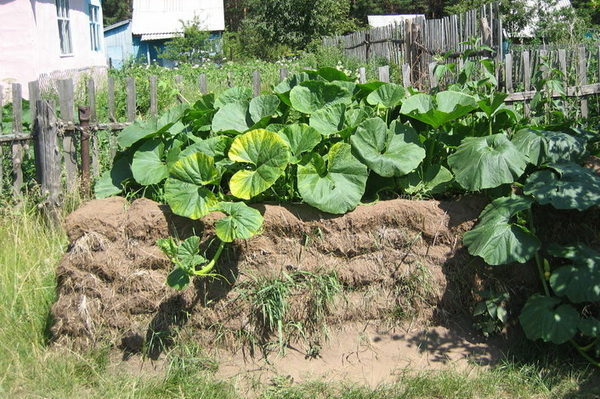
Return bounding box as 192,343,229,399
58,78,77,191
11,83,23,196
126,77,136,122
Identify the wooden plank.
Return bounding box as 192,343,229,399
86,79,100,178
108,76,115,122
252,70,261,97
279,68,288,82
505,53,513,92
428,62,438,88
149,75,158,117
402,63,411,87
126,77,136,122
33,101,61,221
58,78,77,191
378,65,390,82
198,73,207,94
558,49,567,80
358,67,366,84
522,50,531,116
11,83,23,196
28,81,40,121
578,47,588,118
505,83,600,101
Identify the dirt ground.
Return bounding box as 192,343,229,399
51,195,524,385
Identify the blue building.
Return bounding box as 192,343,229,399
103,0,225,68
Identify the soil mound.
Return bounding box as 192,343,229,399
51,197,489,356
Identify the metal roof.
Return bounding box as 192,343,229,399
131,0,225,35
368,15,425,28
104,19,131,33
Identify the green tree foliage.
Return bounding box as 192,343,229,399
238,0,360,59
160,18,213,64
102,0,132,26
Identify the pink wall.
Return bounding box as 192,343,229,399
0,0,107,98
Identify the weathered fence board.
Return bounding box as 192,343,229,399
11,83,23,196
58,78,77,191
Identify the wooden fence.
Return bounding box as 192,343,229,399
323,3,503,88
0,58,599,215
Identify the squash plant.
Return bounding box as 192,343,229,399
96,64,600,365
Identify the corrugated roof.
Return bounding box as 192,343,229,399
140,32,184,41
131,0,225,35
368,15,425,28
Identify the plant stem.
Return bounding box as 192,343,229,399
527,208,550,296
570,339,600,368
194,240,226,276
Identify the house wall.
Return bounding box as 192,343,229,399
104,21,133,68
0,0,107,98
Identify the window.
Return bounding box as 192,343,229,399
55,0,72,55
89,5,101,51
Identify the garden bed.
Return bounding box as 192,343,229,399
50,196,499,355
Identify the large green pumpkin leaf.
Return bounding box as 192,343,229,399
448,134,528,191
579,318,600,337
214,202,264,242
117,105,187,149
228,129,291,199
176,236,207,270
524,163,600,211
545,131,587,163
273,71,324,94
290,81,352,114
366,83,405,108
249,95,280,123
167,268,191,290
95,155,132,198
164,153,220,219
511,129,548,166
350,118,425,177
309,104,370,137
463,195,540,265
317,67,354,82
548,244,600,303
131,138,169,185
297,142,368,214
400,91,478,128
398,164,454,196
214,87,252,108
277,124,322,163
179,136,233,159
211,102,254,133
519,295,580,344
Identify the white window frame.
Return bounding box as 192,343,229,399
89,5,101,51
56,0,73,56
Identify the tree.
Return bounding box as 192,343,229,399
238,0,360,59
102,0,132,26
160,18,212,64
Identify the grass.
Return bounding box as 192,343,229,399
0,200,598,398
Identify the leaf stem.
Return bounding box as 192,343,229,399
194,240,226,276
527,208,550,296
570,339,600,368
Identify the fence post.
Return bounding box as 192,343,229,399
279,68,288,82
11,83,23,197
504,53,513,93
58,78,77,191
87,79,100,178
33,100,61,222
108,76,115,122
378,66,390,83
358,67,366,84
198,73,207,94
252,70,261,97
126,77,136,122
577,47,588,119
149,75,158,117
402,64,411,87
522,50,531,117
78,106,91,196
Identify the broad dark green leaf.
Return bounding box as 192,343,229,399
179,136,233,159
350,118,425,177
512,129,548,166
463,195,540,265
400,91,478,128
548,244,600,303
214,87,252,108
290,81,352,114
448,134,528,191
277,124,322,163
214,202,264,242
519,295,579,344
211,102,254,133
249,95,280,124
131,138,168,185
398,164,454,195
94,155,132,198
524,163,600,211
167,268,191,290
366,83,405,108
297,142,368,214
117,105,186,149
